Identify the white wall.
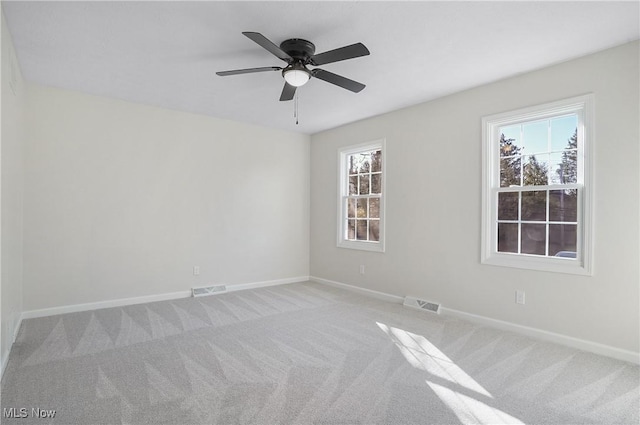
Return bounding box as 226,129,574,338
1,12,25,369
310,41,639,353
23,85,310,311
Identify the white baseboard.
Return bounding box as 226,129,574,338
440,307,639,365
21,290,192,320
310,275,639,365
310,276,404,303
21,276,310,321
227,276,310,293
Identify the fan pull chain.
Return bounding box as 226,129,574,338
294,91,299,125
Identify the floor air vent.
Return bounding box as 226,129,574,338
192,285,227,297
403,296,441,314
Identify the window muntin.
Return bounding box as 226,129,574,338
338,141,385,252
482,95,593,275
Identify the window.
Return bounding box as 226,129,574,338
338,140,385,252
482,95,593,275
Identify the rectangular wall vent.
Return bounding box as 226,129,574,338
403,296,441,314
192,285,227,297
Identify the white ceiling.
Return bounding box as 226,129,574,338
3,1,639,134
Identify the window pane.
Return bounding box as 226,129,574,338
521,191,546,221
347,219,355,240
522,120,548,155
359,174,370,195
521,223,546,255
369,220,380,241
369,198,380,218
498,192,519,220
371,173,382,194
550,115,577,152
500,156,521,187
349,176,357,195
499,126,521,157
523,155,549,186
498,223,518,253
371,150,382,172
347,198,356,218
358,155,370,174
348,156,358,174
356,220,368,240
557,150,577,183
549,152,564,185
549,224,577,258
549,189,577,222
357,198,368,218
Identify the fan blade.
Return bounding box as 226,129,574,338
216,66,282,76
243,32,292,62
312,69,365,93
280,82,296,101
310,42,370,66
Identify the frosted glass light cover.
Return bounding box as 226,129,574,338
283,69,310,87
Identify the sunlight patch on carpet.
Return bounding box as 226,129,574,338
427,381,524,424
376,322,491,397
377,322,525,425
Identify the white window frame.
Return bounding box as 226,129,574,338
481,95,594,275
337,140,386,252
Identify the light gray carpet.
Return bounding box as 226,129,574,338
1,282,638,425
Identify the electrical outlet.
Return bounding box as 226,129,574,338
193,266,200,276
359,265,365,275
516,290,525,305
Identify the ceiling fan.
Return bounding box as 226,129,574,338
216,32,370,101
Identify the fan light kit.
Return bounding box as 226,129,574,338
283,65,310,87
217,32,370,102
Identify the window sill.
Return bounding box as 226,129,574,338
338,240,385,253
481,252,592,276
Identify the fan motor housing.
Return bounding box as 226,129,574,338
280,39,315,61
